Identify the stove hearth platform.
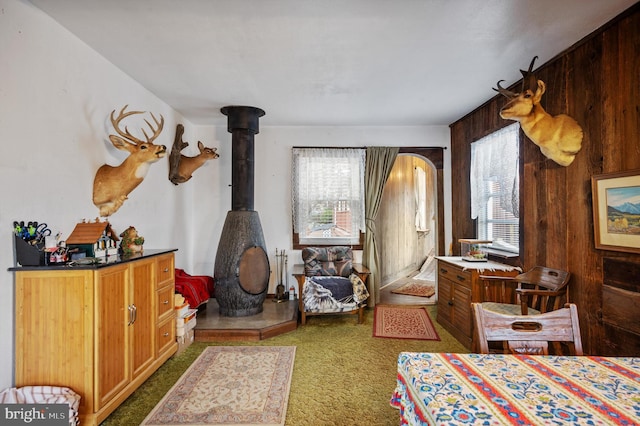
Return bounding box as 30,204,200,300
194,298,298,342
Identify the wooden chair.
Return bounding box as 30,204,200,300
479,266,570,316
473,302,583,355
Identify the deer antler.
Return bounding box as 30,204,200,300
141,113,164,142
493,80,518,98
520,56,538,93
110,104,164,145
493,56,540,98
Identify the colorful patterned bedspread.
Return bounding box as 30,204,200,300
391,352,640,425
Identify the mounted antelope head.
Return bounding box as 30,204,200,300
494,56,583,167
168,124,219,185
92,105,166,217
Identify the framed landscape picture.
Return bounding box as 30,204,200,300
591,169,640,254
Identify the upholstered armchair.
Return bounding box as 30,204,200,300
292,246,370,325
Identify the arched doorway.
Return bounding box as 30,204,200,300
376,152,441,304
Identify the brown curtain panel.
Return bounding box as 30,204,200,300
363,147,399,306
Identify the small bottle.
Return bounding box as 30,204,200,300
289,286,295,300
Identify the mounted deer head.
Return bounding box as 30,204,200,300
168,124,219,185
92,105,166,217
494,56,583,167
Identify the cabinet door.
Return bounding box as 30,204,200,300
96,264,129,410
436,277,453,325
15,270,95,417
452,283,472,338
130,258,156,379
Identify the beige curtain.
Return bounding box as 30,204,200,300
363,147,399,307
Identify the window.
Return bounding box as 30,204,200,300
470,124,520,254
292,148,366,248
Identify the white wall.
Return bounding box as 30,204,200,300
0,0,196,389
0,0,452,390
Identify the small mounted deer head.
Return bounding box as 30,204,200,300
168,124,219,185
92,105,166,217
494,56,583,167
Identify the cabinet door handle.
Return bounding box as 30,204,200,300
448,299,454,306
163,332,170,337
164,268,169,273
127,305,134,326
456,275,466,282
132,304,137,324
163,300,169,305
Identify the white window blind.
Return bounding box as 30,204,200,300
470,123,520,253
292,148,365,245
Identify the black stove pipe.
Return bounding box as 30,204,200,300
221,105,265,211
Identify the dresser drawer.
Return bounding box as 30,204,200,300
157,315,176,356
156,255,174,287
157,285,174,319
438,262,471,288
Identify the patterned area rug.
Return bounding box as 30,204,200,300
141,346,296,425
373,305,440,341
390,279,436,298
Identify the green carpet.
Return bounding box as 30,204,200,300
101,305,467,425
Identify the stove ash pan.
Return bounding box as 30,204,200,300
214,210,270,317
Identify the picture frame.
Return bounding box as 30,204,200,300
591,169,640,254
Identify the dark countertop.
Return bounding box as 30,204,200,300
8,248,178,272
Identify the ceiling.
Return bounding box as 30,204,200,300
29,0,636,127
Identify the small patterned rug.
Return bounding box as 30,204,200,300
373,305,440,341
141,346,296,425
390,279,436,298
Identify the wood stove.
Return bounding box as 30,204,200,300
214,106,270,316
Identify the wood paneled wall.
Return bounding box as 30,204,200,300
449,4,640,355
376,155,436,285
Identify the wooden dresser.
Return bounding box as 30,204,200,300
11,249,178,425
436,256,520,349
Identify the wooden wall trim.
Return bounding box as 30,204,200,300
399,147,444,169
